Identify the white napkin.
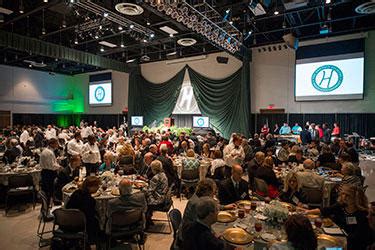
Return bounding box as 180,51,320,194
323,227,345,235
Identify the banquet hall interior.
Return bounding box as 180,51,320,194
1,0,375,249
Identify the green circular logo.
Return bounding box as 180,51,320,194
311,65,343,92
94,86,105,102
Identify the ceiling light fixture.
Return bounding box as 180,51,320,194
126,58,135,63
130,24,134,29
169,34,174,37
118,25,123,31
95,33,99,39
325,0,331,4
100,46,104,52
62,16,67,28
274,10,279,15
74,37,78,44
42,9,46,34
150,33,155,38
147,21,151,26
44,0,48,2
103,12,109,17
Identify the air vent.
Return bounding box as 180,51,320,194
177,38,197,47
115,3,144,16
355,1,375,14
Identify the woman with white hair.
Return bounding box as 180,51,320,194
144,160,169,227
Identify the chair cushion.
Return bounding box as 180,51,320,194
53,229,85,240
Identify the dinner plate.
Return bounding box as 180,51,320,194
237,200,252,207
223,228,253,245
317,234,343,248
261,232,277,242
91,191,101,197
217,211,237,223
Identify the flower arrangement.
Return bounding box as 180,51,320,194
263,200,289,225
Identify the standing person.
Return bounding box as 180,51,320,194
300,125,312,145
279,123,291,135
67,132,83,156
81,122,93,141
45,125,57,140
19,127,30,147
309,123,318,141
316,124,324,140
273,123,280,134
332,122,341,138
322,123,331,143
40,138,63,203
223,134,245,167
261,124,270,136
291,123,302,135
81,134,101,176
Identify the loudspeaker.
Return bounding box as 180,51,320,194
282,33,299,50
216,56,229,64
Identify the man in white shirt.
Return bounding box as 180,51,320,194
296,159,324,189
81,123,93,140
81,135,101,176
223,134,245,167
19,127,30,146
108,129,118,144
67,132,83,156
45,125,57,140
40,138,63,202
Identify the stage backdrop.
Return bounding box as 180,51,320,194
128,62,251,139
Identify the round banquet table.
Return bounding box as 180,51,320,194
0,164,42,190
62,174,146,230
212,200,347,250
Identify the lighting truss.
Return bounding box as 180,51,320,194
143,0,243,54
73,0,154,40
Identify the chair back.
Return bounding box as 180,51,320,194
181,168,199,181
302,187,322,206
168,209,182,236
111,209,143,228
254,177,269,196
39,190,50,219
8,174,34,188
53,208,86,232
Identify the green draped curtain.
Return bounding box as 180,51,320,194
128,67,185,126
187,62,250,139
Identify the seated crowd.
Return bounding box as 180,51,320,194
0,120,374,249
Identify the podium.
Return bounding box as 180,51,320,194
164,118,174,127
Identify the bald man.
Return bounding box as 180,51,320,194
218,164,250,205
107,178,147,222
296,159,324,189
138,152,154,180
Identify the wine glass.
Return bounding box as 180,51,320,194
315,218,322,230
238,209,245,223
254,221,263,238
251,201,257,215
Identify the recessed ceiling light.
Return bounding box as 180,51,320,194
274,10,279,15
118,26,123,31
130,24,134,29
325,0,331,4
126,59,135,63
143,39,148,43
44,0,48,3
100,46,105,52
150,33,155,38
147,21,151,26
103,12,109,18
115,3,144,16
177,38,197,47
169,34,174,37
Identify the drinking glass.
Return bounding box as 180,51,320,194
254,221,263,238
